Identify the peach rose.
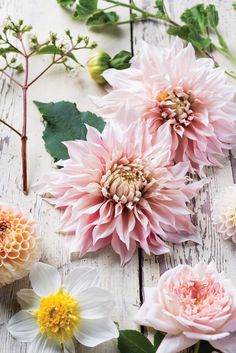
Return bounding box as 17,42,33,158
135,262,236,353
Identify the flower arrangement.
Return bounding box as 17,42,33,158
1,1,236,353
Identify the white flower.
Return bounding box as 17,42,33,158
7,262,119,353
212,185,236,242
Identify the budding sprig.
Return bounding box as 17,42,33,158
0,17,97,194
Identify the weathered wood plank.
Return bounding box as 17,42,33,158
0,1,138,353
132,1,236,352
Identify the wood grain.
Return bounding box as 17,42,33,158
0,1,236,353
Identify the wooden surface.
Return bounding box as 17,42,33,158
0,1,236,353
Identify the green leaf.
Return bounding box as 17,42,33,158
34,101,105,161
118,330,155,353
233,3,236,10
155,0,165,16
188,29,212,50
110,50,132,70
167,25,190,41
86,11,119,26
36,45,78,63
73,0,98,20
206,4,219,29
0,46,18,56
36,45,62,55
56,0,76,7
181,4,208,35
153,332,164,350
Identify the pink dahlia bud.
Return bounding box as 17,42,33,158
0,204,41,287
212,185,236,243
135,262,236,353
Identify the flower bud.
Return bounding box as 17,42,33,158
88,51,111,84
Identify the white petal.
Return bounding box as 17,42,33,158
28,334,61,353
17,289,40,310
74,318,119,347
7,311,39,342
30,262,61,297
156,334,197,353
211,332,236,353
65,339,75,353
77,288,115,319
64,267,99,297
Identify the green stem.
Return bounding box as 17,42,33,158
193,341,200,353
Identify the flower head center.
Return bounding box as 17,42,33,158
34,290,80,343
157,88,195,134
101,157,150,207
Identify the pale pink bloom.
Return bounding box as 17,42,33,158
135,262,236,353
36,121,204,265
94,39,236,175
212,185,236,243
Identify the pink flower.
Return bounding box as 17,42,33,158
94,39,236,175
135,262,236,353
36,120,204,264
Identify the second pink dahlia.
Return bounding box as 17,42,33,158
94,39,236,175
37,120,205,264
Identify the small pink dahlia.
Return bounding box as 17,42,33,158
94,39,236,175
37,121,204,264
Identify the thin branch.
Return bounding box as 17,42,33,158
0,118,22,136
0,69,23,87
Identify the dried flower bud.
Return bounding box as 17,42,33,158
88,51,111,84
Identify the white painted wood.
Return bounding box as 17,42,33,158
1,1,236,353
0,1,139,353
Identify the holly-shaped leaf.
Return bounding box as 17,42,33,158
34,101,105,161
118,330,155,353
73,0,98,20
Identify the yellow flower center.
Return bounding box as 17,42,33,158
34,289,80,343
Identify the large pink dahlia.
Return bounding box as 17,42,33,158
37,121,204,264
94,39,236,175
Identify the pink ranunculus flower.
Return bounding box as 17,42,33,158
93,39,236,175
135,262,236,353
36,119,205,265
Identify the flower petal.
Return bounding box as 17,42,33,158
17,289,40,311
65,339,75,353
7,311,39,342
28,334,61,353
156,334,197,353
29,262,61,297
211,332,236,353
74,318,119,347
64,267,99,297
77,287,115,319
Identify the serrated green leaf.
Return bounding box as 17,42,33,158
34,100,105,161
110,50,132,70
206,4,219,29
57,0,76,7
86,11,119,26
153,332,164,350
188,29,212,49
167,25,190,41
73,0,98,20
118,330,155,353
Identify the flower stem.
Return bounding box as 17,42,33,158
61,344,65,353
193,341,200,353
0,118,22,137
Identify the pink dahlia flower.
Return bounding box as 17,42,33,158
94,39,236,175
135,262,236,353
36,121,204,264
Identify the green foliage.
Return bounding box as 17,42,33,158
233,2,236,10
56,0,76,7
118,330,155,353
153,331,164,350
168,4,220,51
110,50,132,69
86,10,119,26
34,101,105,161
155,0,166,18
73,0,98,20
